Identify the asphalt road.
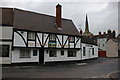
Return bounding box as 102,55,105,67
1,58,119,78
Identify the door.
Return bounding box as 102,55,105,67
39,48,44,64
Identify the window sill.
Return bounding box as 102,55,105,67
19,57,31,58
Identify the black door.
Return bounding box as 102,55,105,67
39,48,44,64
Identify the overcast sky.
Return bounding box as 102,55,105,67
1,0,119,35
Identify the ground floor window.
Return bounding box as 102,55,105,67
49,50,57,57
61,50,64,56
33,50,37,56
20,49,31,58
0,45,9,57
83,47,86,56
92,48,94,55
68,50,76,57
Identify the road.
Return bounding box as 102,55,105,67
1,58,119,78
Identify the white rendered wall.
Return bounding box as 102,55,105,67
0,26,13,64
81,43,98,60
44,49,81,62
14,31,27,47
12,49,39,63
0,26,13,39
97,38,107,51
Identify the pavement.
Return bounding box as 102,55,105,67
1,57,119,79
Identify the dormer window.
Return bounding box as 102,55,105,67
49,34,56,41
28,32,35,40
69,36,75,43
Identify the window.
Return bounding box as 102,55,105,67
98,43,100,47
49,50,57,57
83,47,85,56
20,49,31,58
103,44,104,47
61,51,64,56
33,50,37,56
92,48,94,55
49,34,56,41
28,32,35,40
69,36,75,43
68,50,76,57
0,45,9,57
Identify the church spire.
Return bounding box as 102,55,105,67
83,14,93,37
85,14,89,33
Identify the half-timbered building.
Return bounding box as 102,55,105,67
0,4,81,64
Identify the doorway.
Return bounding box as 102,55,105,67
39,48,44,64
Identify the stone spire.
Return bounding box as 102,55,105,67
85,14,89,33
83,14,93,37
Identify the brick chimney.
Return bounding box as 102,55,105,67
56,4,62,28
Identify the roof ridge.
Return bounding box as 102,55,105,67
14,8,72,21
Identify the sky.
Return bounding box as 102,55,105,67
1,0,119,35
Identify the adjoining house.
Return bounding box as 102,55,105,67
93,30,116,57
106,38,119,57
78,15,98,60
81,36,98,60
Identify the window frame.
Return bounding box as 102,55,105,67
33,50,37,56
49,50,57,57
61,50,64,56
68,50,76,57
49,34,56,42
83,47,86,56
92,48,94,55
19,49,31,58
28,32,35,40
69,36,75,43
0,45,9,57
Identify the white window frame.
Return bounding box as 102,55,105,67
68,50,76,57
69,36,75,43
20,49,31,58
49,50,57,57
28,32,35,40
49,34,56,41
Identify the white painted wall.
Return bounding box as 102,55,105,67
44,49,81,62
0,26,13,39
81,43,98,60
43,33,49,47
12,49,39,63
14,31,27,47
97,38,107,51
0,26,13,64
56,35,62,48
75,37,81,48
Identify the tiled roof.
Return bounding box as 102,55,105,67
1,8,80,36
81,36,97,45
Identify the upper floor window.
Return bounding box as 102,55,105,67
49,34,56,41
69,36,75,43
28,32,35,40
